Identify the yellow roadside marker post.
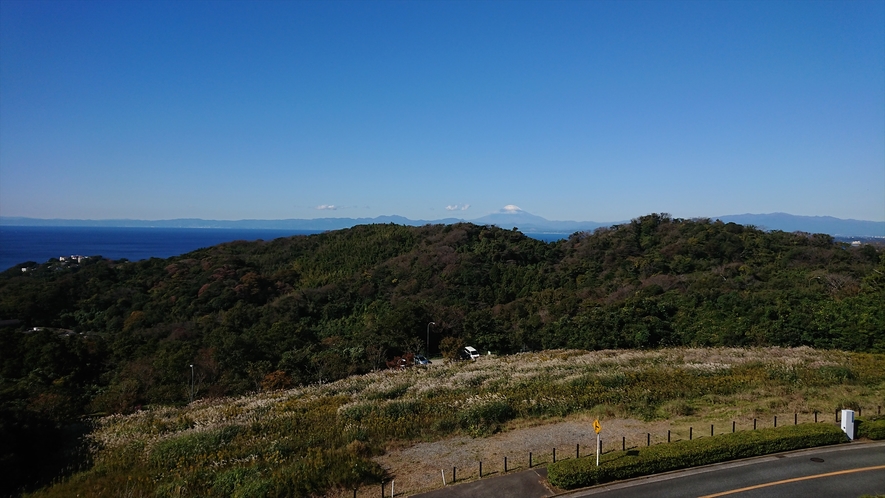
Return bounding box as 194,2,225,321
593,419,602,466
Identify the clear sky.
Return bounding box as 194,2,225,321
1,0,883,223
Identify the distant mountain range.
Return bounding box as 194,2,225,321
2,211,883,237
713,213,884,239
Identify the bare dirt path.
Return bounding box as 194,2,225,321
359,414,676,497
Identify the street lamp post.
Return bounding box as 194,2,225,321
189,364,194,403
426,322,436,356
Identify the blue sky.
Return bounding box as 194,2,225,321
1,0,883,223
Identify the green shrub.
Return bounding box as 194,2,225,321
338,401,375,422
432,416,458,434
149,425,241,469
459,400,514,436
92,440,145,473
382,399,422,420
212,466,272,498
856,417,885,440
267,447,385,497
816,365,854,383
366,383,410,401
548,423,847,489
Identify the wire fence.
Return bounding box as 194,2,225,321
427,405,883,490
366,406,881,497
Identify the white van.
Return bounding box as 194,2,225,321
461,346,480,361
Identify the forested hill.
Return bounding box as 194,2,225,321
1,214,883,418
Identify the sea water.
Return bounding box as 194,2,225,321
0,226,320,271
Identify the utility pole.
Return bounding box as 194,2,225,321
426,322,436,356
189,364,194,403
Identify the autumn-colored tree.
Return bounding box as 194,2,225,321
439,336,464,362
260,370,293,391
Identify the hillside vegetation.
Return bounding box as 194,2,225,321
0,214,883,493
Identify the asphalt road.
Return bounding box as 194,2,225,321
562,441,885,498
411,441,885,498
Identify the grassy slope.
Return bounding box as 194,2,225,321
27,347,885,497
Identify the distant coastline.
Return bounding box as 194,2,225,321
0,226,322,271
0,226,572,271
2,212,883,238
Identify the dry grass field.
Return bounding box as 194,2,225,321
31,347,885,497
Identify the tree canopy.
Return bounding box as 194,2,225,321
1,216,883,419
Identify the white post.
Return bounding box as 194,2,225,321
841,409,855,440
441,469,446,486
596,433,600,466
391,479,395,497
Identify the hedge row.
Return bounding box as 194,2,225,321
547,423,847,489
857,417,885,440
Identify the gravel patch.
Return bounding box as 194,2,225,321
358,414,675,497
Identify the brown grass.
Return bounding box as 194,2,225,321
29,347,885,498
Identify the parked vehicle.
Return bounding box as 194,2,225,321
414,355,432,366
460,346,480,361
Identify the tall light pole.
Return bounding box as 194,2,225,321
189,364,194,403
426,322,436,357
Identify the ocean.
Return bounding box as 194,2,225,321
0,226,570,271
0,227,321,271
